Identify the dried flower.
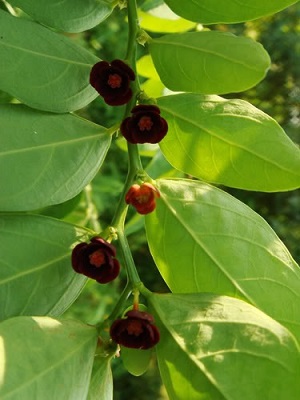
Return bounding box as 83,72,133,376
125,183,160,214
110,310,160,350
90,60,135,106
71,237,120,283
120,105,168,144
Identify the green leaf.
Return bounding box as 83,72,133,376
149,293,300,400
0,10,99,112
157,94,300,191
121,346,153,376
145,179,300,341
138,8,196,33
149,31,270,94
88,356,113,400
0,214,91,320
0,104,111,211
164,0,299,24
0,316,97,399
8,0,114,32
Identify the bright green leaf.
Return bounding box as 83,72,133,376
138,7,196,33
8,0,114,32
157,94,300,191
137,54,161,80
0,10,99,112
88,356,113,400
145,179,300,341
149,31,270,94
0,316,97,400
0,104,111,211
150,293,300,400
0,214,91,320
164,0,299,24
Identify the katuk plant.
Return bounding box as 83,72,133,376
0,1,300,400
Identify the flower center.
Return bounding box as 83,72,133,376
126,320,144,336
107,74,122,88
89,250,105,267
138,116,153,132
136,193,150,204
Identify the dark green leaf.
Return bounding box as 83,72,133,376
8,0,114,32
150,293,300,400
0,105,111,211
0,11,99,112
157,94,300,191
0,214,91,320
146,179,300,341
0,316,97,399
149,31,270,94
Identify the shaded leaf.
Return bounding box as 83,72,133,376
8,0,114,32
0,317,97,400
0,104,111,211
0,11,99,112
88,355,113,400
0,214,91,320
164,0,299,24
149,31,270,94
150,292,300,400
157,94,300,191
145,179,300,341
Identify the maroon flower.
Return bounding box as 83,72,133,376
125,183,160,215
90,60,135,106
120,105,168,144
71,237,120,283
110,310,160,350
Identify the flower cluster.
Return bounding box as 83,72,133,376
125,183,160,214
121,105,168,144
110,310,160,350
90,60,135,106
71,237,120,283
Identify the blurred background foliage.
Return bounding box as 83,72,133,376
0,2,299,398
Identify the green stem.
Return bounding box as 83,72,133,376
125,0,139,67
118,227,142,286
108,0,143,298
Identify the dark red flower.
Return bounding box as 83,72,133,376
125,183,160,214
120,105,168,144
110,310,160,350
71,237,120,283
90,60,135,106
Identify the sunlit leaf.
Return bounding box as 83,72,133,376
0,214,91,320
0,104,111,211
157,94,300,191
149,31,270,94
0,317,97,399
150,292,300,400
164,0,299,23
138,6,196,33
146,179,300,341
0,10,99,112
8,0,114,32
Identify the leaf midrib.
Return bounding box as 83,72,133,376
160,105,300,177
0,41,93,67
0,133,108,157
152,37,262,72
